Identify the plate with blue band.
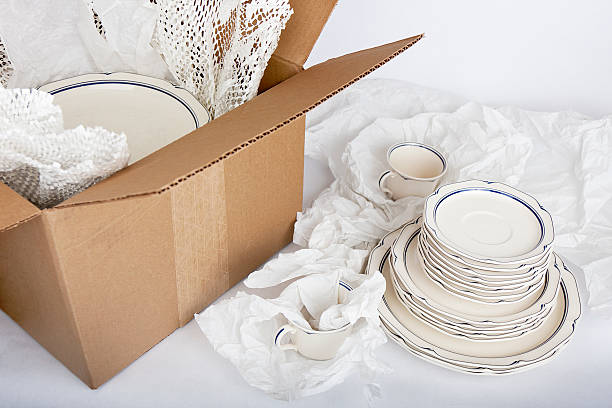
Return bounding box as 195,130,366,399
39,72,210,165
366,223,581,373
423,180,554,267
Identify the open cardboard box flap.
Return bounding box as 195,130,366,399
0,34,423,226
54,34,423,207
273,0,338,68
259,0,339,91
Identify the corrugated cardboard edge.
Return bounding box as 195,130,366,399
55,34,423,209
0,182,41,232
41,212,95,386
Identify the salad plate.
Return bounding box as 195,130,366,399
419,233,547,287
418,237,546,301
392,263,552,330
389,268,549,340
421,223,551,277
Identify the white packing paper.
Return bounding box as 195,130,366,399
195,244,388,400
79,0,172,80
0,0,171,89
195,78,612,401
297,78,612,313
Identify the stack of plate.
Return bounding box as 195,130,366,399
366,180,581,374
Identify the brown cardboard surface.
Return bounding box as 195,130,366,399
225,116,305,288
273,0,337,66
258,54,303,93
0,24,424,388
0,215,91,384
59,35,423,208
171,162,229,326
172,119,304,325
0,182,40,232
42,194,178,387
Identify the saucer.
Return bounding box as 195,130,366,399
423,181,554,265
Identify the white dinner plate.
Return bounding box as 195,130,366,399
423,180,554,265
391,260,552,332
391,219,561,322
389,270,548,341
368,225,581,372
380,316,573,374
39,72,211,165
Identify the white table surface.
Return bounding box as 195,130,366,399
1,157,611,408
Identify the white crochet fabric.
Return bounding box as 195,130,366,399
152,0,292,117
0,87,129,208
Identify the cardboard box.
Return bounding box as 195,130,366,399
0,0,422,388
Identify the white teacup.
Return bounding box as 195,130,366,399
379,142,447,199
274,281,353,361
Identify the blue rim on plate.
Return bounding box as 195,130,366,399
366,223,581,373
423,180,555,265
38,72,211,126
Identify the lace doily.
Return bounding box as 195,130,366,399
153,0,292,117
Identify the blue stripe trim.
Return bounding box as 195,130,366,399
274,328,285,345
47,79,200,127
433,187,546,248
388,142,447,181
339,281,353,292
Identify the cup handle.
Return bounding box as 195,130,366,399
274,324,297,351
379,170,396,199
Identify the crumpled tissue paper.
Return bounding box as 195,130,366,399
195,245,388,400
297,78,612,313
0,0,171,89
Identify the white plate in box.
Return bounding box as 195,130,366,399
39,72,211,165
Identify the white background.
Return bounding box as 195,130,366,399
2,1,612,407
306,0,612,118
